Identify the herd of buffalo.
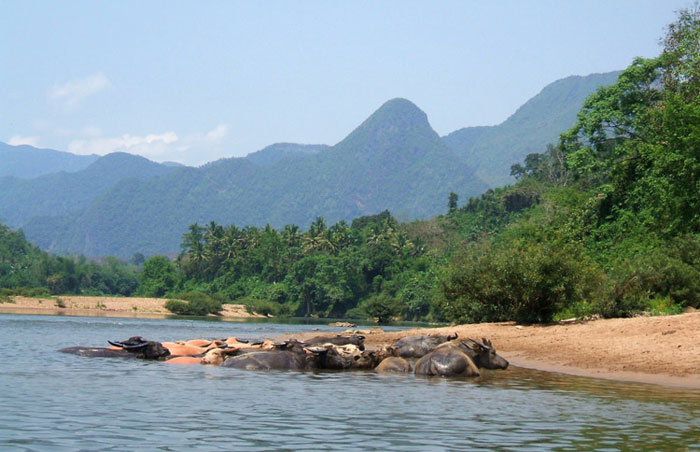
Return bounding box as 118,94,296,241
59,332,509,378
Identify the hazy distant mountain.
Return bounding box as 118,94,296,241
245,143,329,166
0,142,99,179
443,71,620,186
0,152,181,227
23,99,487,257
12,71,621,257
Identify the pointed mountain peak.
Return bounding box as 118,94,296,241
337,98,440,153
359,98,430,132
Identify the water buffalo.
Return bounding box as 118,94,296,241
414,342,480,378
375,356,412,373
462,338,509,370
304,335,366,351
316,344,384,370
221,340,323,371
59,346,136,358
388,333,458,359
60,336,171,360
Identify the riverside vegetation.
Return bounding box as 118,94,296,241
1,7,698,324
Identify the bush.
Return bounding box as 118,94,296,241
603,235,700,316
359,294,401,323
0,287,51,298
240,297,294,317
439,240,607,324
165,292,224,316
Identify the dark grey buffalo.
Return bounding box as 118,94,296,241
304,335,366,351
462,338,509,370
414,342,480,378
59,346,135,358
413,338,509,377
220,339,380,371
319,347,384,370
221,340,321,371
388,333,458,359
59,336,171,360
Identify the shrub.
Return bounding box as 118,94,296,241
240,297,294,317
0,287,51,298
439,240,607,324
359,294,401,323
165,292,223,316
603,235,700,316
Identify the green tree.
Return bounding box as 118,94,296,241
140,256,177,297
448,192,459,213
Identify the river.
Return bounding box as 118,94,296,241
0,314,698,451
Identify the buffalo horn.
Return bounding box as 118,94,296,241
469,338,491,350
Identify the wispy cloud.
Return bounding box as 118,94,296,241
66,124,230,164
8,135,40,147
205,124,229,142
68,132,179,157
49,73,111,110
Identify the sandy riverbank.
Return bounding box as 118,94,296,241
0,296,262,319
291,311,700,389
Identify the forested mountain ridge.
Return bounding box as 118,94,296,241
24,99,488,257
7,72,620,258
0,142,99,179
443,71,620,186
245,143,329,166
0,152,181,227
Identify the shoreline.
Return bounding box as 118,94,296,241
0,295,263,320
2,296,698,389
292,311,700,390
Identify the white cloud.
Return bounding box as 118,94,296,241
66,124,231,164
49,73,111,110
205,124,229,142
68,132,179,157
8,135,40,147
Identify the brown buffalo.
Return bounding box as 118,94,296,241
375,356,412,373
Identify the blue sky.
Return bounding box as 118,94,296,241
0,1,691,165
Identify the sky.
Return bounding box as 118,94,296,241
0,1,692,166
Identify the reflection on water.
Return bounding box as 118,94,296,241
0,314,698,451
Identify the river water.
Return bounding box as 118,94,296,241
0,314,698,451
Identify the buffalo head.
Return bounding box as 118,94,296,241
108,336,170,360
461,338,508,369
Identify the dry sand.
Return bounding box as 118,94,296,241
292,311,700,389
2,296,698,388
0,296,261,319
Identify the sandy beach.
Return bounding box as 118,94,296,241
2,296,698,388
0,296,262,319
293,311,700,389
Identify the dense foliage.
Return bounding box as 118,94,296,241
0,224,139,296
440,6,700,322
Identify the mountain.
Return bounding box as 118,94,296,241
0,142,99,179
22,99,487,257
0,152,181,227
12,72,621,257
443,71,620,186
245,143,329,166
